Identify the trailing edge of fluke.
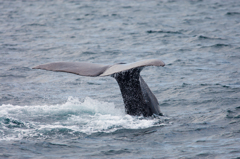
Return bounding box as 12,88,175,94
33,59,165,117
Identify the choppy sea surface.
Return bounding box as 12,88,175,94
1,0,240,158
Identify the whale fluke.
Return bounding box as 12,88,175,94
33,59,165,117
32,62,111,77
99,59,165,76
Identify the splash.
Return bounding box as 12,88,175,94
0,97,166,140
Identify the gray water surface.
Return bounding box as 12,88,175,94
0,0,240,158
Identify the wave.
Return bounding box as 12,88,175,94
210,43,230,48
146,30,182,34
198,35,225,40
0,97,167,140
225,12,240,16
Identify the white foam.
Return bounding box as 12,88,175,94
0,97,166,140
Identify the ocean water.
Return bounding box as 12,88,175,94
1,0,240,158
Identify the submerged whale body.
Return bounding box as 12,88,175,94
33,59,165,117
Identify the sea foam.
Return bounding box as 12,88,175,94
0,97,166,140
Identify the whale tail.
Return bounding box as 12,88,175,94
33,59,165,117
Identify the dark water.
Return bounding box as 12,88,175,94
1,0,240,158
